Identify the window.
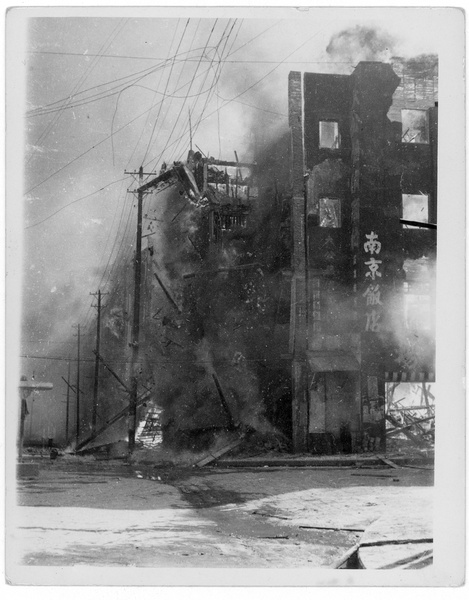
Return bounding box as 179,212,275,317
319,121,340,149
211,208,248,241
402,194,429,228
319,197,341,228
401,109,429,144
403,258,432,332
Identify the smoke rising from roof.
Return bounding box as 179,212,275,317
326,25,396,64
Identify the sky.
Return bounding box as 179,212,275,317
4,5,464,437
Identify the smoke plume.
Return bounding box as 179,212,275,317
326,25,396,64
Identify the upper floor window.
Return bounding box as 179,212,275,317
401,109,429,144
319,197,341,228
319,121,340,149
402,193,429,228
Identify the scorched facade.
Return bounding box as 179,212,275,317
288,58,437,453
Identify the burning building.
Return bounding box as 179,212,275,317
288,57,437,453
75,57,437,457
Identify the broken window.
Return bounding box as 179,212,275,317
403,258,432,332
219,213,247,230
402,194,429,228
319,121,340,149
401,109,429,144
319,197,341,228
210,207,248,241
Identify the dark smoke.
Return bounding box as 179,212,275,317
141,137,293,451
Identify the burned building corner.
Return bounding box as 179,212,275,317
70,57,437,458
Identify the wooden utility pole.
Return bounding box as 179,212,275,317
91,290,106,436
128,166,144,452
73,324,81,447
65,360,71,444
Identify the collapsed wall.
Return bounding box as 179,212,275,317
128,135,294,450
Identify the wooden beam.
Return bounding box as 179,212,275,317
385,414,427,448
76,390,152,452
93,351,131,394
193,437,245,467
153,271,182,313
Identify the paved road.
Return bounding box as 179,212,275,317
8,456,433,575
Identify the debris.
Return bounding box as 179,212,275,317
75,387,152,452
194,437,245,468
299,525,365,533
252,511,291,521
171,205,186,223
360,537,433,548
187,235,204,260
164,337,183,349
375,455,400,469
351,473,394,478
211,372,237,431
385,414,427,449
93,351,131,393
332,543,362,569
153,270,182,314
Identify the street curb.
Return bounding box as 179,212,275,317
213,454,434,469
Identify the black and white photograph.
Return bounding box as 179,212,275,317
4,4,465,587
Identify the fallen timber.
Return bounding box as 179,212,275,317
75,388,152,453
153,270,182,313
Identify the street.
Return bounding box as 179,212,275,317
9,455,433,570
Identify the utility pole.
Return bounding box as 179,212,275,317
73,324,81,448
65,359,71,444
123,166,157,453
90,290,107,436
128,166,144,453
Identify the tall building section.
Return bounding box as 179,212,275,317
288,58,437,453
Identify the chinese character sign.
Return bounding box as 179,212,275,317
363,232,383,332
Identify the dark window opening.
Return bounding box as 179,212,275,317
319,121,340,149
210,208,249,241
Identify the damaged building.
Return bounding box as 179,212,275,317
75,57,437,457
288,57,437,453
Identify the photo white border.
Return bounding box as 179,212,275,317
2,1,466,592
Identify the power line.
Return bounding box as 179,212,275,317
24,176,128,229
141,18,203,180
27,42,234,119
27,50,360,65
148,22,331,170
25,53,227,196
28,19,129,162
146,19,231,172
142,18,190,164
162,19,229,167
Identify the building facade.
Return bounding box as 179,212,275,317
288,59,437,453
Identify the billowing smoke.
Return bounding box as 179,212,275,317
326,25,396,64
136,138,293,451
